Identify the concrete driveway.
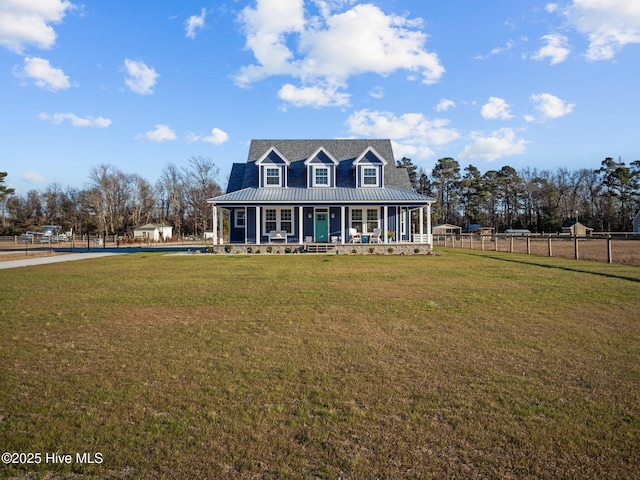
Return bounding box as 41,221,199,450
0,252,121,269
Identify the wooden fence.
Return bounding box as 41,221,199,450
434,234,640,266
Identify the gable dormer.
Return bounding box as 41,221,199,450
353,146,388,188
256,147,290,188
304,147,339,188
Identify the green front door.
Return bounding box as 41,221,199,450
315,211,329,242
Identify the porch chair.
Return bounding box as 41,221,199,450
348,228,361,243
369,228,383,243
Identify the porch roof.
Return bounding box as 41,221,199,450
208,186,434,205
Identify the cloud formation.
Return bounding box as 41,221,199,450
21,170,48,185
435,99,455,112
14,56,70,91
278,83,350,107
530,93,575,119
481,97,514,120
185,8,206,39
532,33,571,64
189,128,229,145
460,128,528,161
39,112,111,127
235,0,444,107
123,59,158,95
0,0,74,53
348,109,460,161
564,0,640,60
140,124,176,142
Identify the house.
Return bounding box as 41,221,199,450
633,211,640,235
133,223,173,242
560,221,593,237
207,139,435,246
433,224,462,235
466,224,494,236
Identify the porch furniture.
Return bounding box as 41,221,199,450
369,228,383,243
348,228,361,243
269,230,288,243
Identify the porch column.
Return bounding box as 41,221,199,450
298,206,304,244
383,206,388,243
341,206,346,244
426,203,432,247
419,207,424,244
255,206,261,245
212,205,218,246
218,208,224,245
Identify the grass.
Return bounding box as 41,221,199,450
1,250,639,479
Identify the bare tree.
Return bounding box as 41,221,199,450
183,156,221,236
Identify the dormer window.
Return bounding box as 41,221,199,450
266,167,281,186
353,146,388,188
314,167,329,186
256,147,290,188
363,167,378,186
305,147,338,188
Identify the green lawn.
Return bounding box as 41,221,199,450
1,250,639,479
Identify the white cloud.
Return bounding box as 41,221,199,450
39,112,111,127
235,0,444,106
21,170,48,185
475,40,516,60
530,93,575,119
435,99,455,112
14,56,70,91
460,128,528,161
369,86,384,99
564,0,640,60
481,97,514,120
546,3,559,14
185,8,206,39
0,0,74,53
139,124,176,142
278,83,350,107
123,59,158,95
200,128,229,145
347,109,460,161
532,33,570,64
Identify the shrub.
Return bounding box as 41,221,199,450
351,249,357,254
266,246,273,253
368,247,375,254
285,247,292,254
414,248,420,254
247,246,253,254
224,245,232,253
387,247,394,254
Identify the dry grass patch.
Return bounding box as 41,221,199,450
1,252,639,478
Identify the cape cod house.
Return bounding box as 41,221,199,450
207,139,434,247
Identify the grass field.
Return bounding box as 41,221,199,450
1,250,639,479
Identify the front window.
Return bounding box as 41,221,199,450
266,167,280,186
265,209,277,232
234,210,245,228
263,208,293,234
314,167,329,186
351,209,363,233
363,167,377,186
366,208,379,232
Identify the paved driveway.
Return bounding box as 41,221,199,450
0,252,121,269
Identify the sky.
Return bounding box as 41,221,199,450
1,0,639,195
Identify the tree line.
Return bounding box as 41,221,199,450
0,156,222,237
400,156,640,233
2,155,639,237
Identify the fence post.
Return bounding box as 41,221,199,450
526,236,531,255
509,235,514,253
548,236,552,257
607,235,612,264
481,235,485,251
494,235,498,251
574,235,579,260
470,236,473,250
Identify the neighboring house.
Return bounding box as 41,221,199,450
466,224,494,235
633,211,640,235
133,223,173,241
207,139,435,245
433,224,462,235
560,221,593,237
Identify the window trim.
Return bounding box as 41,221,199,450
234,209,246,228
262,207,294,234
312,166,330,187
362,166,378,187
265,167,282,187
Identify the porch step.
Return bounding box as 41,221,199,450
306,244,336,254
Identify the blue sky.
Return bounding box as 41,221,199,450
1,0,639,195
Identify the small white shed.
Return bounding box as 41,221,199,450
133,223,173,241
